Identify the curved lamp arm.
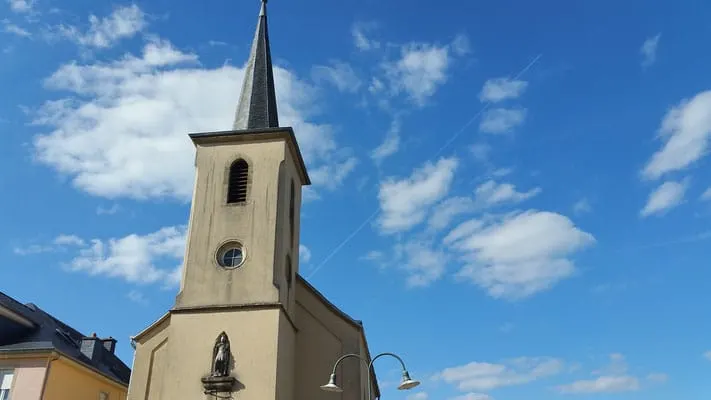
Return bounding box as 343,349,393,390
329,353,369,375
323,352,420,399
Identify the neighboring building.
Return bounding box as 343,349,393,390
0,291,130,400
127,1,380,400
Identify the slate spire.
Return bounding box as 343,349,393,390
233,0,279,130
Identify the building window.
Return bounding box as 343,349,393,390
216,242,246,269
227,159,249,204
289,180,295,245
99,392,109,400
0,370,13,400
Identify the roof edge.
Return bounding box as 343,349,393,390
188,127,311,186
131,312,170,343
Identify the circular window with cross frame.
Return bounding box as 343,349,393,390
216,242,246,269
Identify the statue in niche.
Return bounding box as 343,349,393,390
212,332,231,377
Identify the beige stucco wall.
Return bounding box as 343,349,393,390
127,314,170,399
176,131,306,312
127,129,372,400
128,307,287,400
0,357,47,400
177,139,285,308
294,280,373,400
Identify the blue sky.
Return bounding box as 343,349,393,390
2,0,711,399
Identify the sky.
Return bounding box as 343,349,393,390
1,0,711,399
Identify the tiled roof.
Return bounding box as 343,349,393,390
0,291,131,386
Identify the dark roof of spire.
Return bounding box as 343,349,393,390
233,0,279,130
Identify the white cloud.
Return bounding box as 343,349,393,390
309,157,358,190
642,90,711,179
428,196,475,231
704,351,711,361
640,180,687,217
311,61,361,93
479,108,527,134
2,19,31,37
474,180,541,207
97,204,120,215
394,239,448,287
448,210,595,299
63,226,187,286
14,234,85,255
299,244,312,264
33,35,353,200
450,393,492,400
592,353,628,376
53,234,85,247
382,36,467,106
351,22,380,51
479,78,528,103
701,187,711,201
427,180,539,231
127,290,148,305
57,4,146,49
573,198,591,215
6,0,34,13
557,354,663,394
556,375,640,394
469,143,491,163
640,34,661,68
450,34,471,56
371,118,401,163
407,392,428,400
377,157,458,233
436,357,564,391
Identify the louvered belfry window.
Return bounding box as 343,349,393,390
227,159,249,204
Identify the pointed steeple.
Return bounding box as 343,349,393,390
233,0,279,130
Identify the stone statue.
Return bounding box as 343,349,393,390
212,332,231,377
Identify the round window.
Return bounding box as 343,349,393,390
216,242,246,269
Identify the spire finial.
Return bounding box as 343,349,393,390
233,0,279,130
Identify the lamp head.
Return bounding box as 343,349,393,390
397,370,420,390
320,373,344,393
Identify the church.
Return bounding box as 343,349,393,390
127,1,385,399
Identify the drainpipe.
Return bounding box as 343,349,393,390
39,352,60,400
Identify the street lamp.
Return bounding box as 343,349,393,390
320,352,420,398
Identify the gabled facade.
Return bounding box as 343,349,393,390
0,291,131,400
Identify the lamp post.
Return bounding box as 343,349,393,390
320,352,420,399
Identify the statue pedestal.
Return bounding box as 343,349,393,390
202,376,236,393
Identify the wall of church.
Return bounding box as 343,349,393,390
132,308,282,400
273,145,304,316
294,281,368,400
177,138,291,309
275,313,296,400
127,314,170,400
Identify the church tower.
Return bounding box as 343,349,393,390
175,0,309,313
127,1,308,399
127,3,381,400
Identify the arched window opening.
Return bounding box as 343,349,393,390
227,159,249,204
289,180,295,245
